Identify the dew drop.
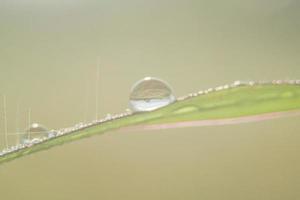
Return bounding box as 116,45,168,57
48,130,57,138
129,77,176,112
20,123,49,144
105,113,112,120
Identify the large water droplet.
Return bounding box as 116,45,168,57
129,77,176,112
20,123,49,144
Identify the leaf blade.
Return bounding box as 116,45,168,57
1,83,300,165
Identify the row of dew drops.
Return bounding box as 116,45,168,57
0,77,173,156
1,78,300,156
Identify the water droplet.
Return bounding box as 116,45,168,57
75,122,84,129
233,80,241,87
48,130,57,138
129,77,176,112
105,113,112,120
248,81,255,86
20,123,49,144
198,91,204,95
215,86,224,91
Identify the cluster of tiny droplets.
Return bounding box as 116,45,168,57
0,109,133,157
176,80,300,101
1,80,299,157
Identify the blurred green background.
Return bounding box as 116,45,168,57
0,0,300,199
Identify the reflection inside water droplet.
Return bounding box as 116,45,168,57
129,77,176,112
20,123,49,144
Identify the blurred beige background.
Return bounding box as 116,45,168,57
0,0,300,199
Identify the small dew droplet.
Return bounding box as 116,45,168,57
20,123,49,144
105,113,112,120
129,77,176,112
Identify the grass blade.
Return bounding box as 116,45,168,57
1,83,300,165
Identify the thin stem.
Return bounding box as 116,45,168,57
28,108,31,140
15,101,20,145
84,78,89,123
95,57,100,120
3,95,8,149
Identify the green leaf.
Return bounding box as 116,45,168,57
1,83,300,165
